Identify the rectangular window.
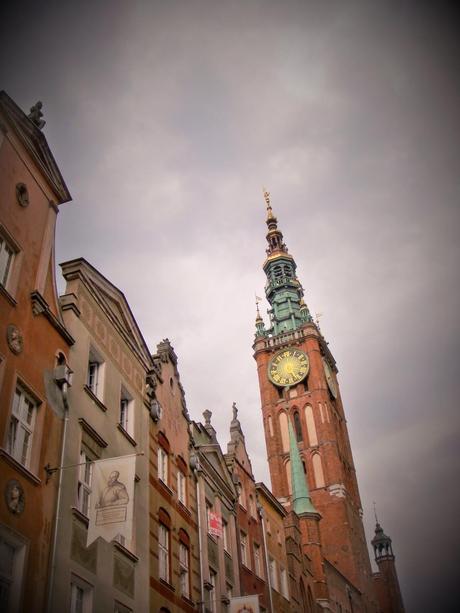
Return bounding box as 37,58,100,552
70,575,93,613
179,542,190,598
86,347,104,399
7,386,37,468
281,566,289,599
209,569,217,613
77,450,93,517
177,470,186,505
254,543,262,577
159,524,169,582
206,502,212,534
0,235,14,287
119,386,133,436
269,557,278,591
240,532,248,567
158,448,168,485
222,519,229,553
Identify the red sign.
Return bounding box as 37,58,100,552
208,511,222,537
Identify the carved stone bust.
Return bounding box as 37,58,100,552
5,479,25,515
7,324,23,355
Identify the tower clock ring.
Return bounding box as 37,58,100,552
268,348,309,387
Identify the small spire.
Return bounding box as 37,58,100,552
263,187,275,221
255,295,262,321
373,500,379,524
288,419,317,515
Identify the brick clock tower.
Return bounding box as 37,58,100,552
253,192,381,610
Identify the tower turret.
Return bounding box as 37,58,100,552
371,517,405,613
261,190,312,335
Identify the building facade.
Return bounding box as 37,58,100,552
149,339,201,612
49,258,153,612
191,411,240,612
0,91,73,613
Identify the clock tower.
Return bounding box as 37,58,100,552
253,192,378,608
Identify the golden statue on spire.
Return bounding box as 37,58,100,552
262,186,275,221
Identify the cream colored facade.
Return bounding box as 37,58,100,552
49,258,153,613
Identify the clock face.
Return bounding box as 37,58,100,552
323,358,338,399
268,348,309,387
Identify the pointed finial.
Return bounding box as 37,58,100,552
373,501,379,524
255,294,262,320
315,312,323,329
263,186,275,221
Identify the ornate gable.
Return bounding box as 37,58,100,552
0,91,71,203
60,258,152,368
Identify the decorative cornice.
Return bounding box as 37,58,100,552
30,290,74,345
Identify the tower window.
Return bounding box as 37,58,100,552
294,411,302,442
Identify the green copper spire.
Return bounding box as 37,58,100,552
288,419,317,515
261,190,313,336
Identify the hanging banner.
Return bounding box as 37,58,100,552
229,594,260,613
87,454,136,547
208,511,222,537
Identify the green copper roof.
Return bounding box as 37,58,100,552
258,193,313,336
288,419,317,515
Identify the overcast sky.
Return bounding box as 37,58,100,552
2,1,459,610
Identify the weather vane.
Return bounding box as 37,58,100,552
255,294,262,317
315,311,323,328
373,501,379,523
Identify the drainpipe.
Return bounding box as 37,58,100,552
191,453,205,613
46,377,70,613
258,504,274,613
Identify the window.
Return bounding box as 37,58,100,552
70,575,93,613
294,411,302,442
179,542,190,599
208,569,217,613
159,524,170,582
77,450,93,517
222,520,230,553
269,557,278,591
240,532,248,567
249,494,256,517
0,531,26,613
312,453,325,488
254,543,262,577
86,346,104,399
7,385,38,468
119,386,133,436
177,470,186,505
0,235,14,287
158,448,168,485
281,567,289,599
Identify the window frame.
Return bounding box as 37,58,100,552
158,523,170,583
240,531,249,568
6,384,39,469
70,574,93,613
77,449,94,517
0,528,27,613
253,542,263,577
86,346,105,400
158,447,168,486
119,385,134,437
179,541,190,599
177,468,186,506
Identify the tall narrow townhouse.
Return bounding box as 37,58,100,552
0,91,73,612
224,405,273,612
191,410,241,612
50,258,153,612
148,339,200,612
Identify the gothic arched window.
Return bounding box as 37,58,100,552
312,453,325,488
279,411,289,453
294,411,302,442
303,405,318,446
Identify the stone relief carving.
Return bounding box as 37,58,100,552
16,182,29,207
7,324,24,355
4,479,25,515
